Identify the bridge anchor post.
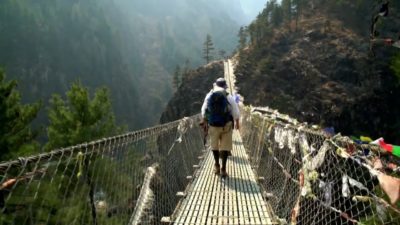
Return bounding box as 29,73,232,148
176,192,186,197
160,217,171,224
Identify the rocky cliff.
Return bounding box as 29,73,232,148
160,61,224,123
235,10,400,142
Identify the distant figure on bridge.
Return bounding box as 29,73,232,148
201,78,240,178
370,0,389,39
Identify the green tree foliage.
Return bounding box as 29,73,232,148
0,69,40,161
247,0,295,46
1,82,133,224
248,0,302,48
270,1,284,27
391,53,400,85
292,0,305,30
237,26,248,51
9,82,129,224
46,82,122,150
203,34,215,64
281,0,293,25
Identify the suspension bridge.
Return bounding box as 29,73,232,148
0,60,399,225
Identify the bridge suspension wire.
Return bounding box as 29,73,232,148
0,115,205,225
1,58,400,225
240,106,400,225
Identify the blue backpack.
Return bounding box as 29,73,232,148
206,91,231,127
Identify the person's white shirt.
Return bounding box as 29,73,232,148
201,86,240,121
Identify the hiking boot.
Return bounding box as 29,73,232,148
214,165,220,175
221,169,228,178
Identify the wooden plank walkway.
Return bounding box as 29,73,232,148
172,131,276,225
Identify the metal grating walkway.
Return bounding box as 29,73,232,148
172,131,275,225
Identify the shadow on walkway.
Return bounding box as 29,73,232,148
228,155,248,165
219,176,261,194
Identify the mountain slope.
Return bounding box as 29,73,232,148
0,0,243,130
162,0,400,143
235,0,400,142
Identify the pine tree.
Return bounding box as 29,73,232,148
238,26,248,51
173,65,182,90
271,4,284,27
292,0,304,31
46,82,122,150
43,83,125,225
203,34,215,64
247,22,258,45
281,0,292,28
0,69,41,160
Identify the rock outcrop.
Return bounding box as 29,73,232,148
235,13,400,142
160,61,224,123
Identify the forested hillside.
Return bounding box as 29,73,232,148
160,61,224,123
234,0,400,143
0,0,242,130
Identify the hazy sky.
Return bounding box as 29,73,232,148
239,0,267,22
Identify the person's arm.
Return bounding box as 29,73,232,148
228,96,240,130
201,92,211,123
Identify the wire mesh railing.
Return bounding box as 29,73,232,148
2,100,400,225
241,106,400,225
0,115,205,225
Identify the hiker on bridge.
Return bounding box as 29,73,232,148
370,0,389,39
200,78,240,178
